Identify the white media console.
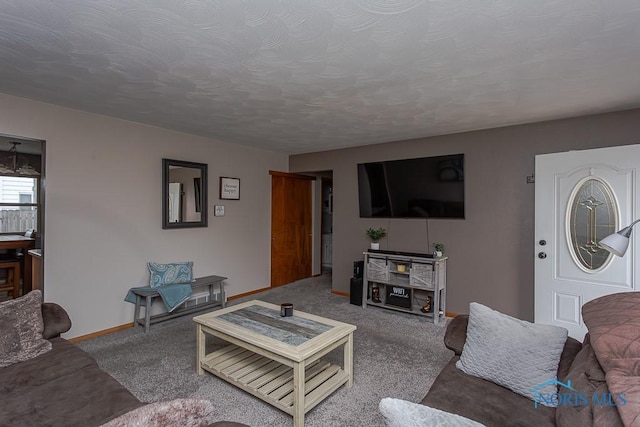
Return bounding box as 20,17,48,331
362,250,447,323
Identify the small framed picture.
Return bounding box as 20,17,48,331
214,205,225,216
220,177,240,200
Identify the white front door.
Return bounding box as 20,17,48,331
535,144,639,339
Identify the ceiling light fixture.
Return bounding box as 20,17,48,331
0,142,40,176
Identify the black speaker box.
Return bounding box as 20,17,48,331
350,277,363,305
353,260,364,279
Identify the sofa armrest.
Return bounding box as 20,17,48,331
41,302,72,339
444,315,468,355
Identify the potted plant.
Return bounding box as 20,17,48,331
366,227,387,250
433,243,445,257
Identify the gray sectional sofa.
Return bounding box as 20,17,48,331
1,297,245,427
421,314,582,426
421,291,640,426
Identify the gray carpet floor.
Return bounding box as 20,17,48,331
77,273,452,426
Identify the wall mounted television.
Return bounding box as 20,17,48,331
357,153,464,219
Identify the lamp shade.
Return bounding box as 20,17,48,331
599,219,640,257
599,232,630,257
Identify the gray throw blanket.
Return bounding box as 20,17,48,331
124,283,193,312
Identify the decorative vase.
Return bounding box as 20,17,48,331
435,251,443,257
372,285,381,303
420,296,432,313
371,242,380,250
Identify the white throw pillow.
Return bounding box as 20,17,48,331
379,398,485,427
456,302,568,407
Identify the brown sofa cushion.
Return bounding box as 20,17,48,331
0,337,143,427
2,360,144,426
0,338,95,394
422,357,556,427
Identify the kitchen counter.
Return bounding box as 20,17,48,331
28,249,42,291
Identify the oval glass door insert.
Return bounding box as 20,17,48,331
567,178,618,272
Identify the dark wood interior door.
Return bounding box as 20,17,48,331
271,171,313,287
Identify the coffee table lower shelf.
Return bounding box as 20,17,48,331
201,344,349,415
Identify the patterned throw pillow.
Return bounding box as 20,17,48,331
0,290,52,368
148,261,193,288
456,302,568,407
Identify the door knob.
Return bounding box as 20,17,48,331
538,252,547,259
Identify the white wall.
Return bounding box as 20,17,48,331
0,93,288,338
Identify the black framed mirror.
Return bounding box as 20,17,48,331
162,158,208,229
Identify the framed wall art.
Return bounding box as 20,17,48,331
220,177,240,200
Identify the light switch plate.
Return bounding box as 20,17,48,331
214,205,225,216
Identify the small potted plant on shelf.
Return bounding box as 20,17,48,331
366,227,387,250
433,243,445,257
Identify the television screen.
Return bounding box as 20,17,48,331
357,154,464,219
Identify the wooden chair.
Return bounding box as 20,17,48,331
0,231,35,298
0,259,21,298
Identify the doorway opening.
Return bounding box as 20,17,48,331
321,176,333,274
0,133,45,301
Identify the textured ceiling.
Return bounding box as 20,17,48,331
1,1,640,154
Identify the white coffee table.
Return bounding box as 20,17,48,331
193,300,356,426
